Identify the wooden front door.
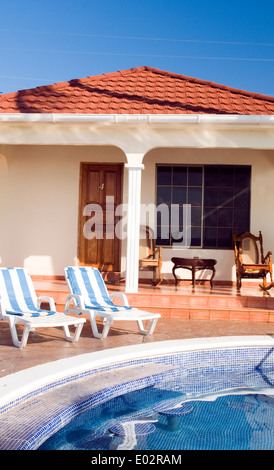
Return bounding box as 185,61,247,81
78,163,123,271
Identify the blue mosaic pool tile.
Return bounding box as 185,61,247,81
0,345,273,449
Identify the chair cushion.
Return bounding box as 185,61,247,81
66,266,132,312
0,267,56,317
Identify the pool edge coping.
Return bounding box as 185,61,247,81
1,335,274,409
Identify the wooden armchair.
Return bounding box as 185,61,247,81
233,231,273,291
139,225,162,286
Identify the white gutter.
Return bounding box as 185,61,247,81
0,113,274,126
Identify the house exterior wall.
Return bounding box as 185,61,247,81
142,147,274,283
0,142,273,283
0,145,127,275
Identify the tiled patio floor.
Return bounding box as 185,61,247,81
1,317,274,380
1,279,274,380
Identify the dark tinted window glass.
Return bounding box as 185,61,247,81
172,187,187,205
204,166,219,187
234,208,250,229
218,228,233,248
234,188,250,207
204,188,218,206
203,207,218,227
191,206,202,227
173,167,187,186
190,227,201,247
204,228,217,247
156,164,250,249
203,165,250,249
188,187,202,206
220,167,234,187
218,208,233,227
189,167,203,186
157,166,171,185
157,187,171,205
235,167,251,187
219,188,234,207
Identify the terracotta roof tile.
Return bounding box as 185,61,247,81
0,66,274,115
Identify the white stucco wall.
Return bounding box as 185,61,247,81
0,115,274,280
0,145,127,275
0,123,273,282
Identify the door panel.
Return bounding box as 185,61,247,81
78,163,122,271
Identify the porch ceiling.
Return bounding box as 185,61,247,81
0,114,274,152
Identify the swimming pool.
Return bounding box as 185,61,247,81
0,336,273,450
39,389,274,450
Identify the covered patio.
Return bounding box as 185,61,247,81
1,275,274,379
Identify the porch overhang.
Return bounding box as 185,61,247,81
1,113,274,155
1,113,274,127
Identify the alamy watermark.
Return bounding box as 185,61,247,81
83,196,192,248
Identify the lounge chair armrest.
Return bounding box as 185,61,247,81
109,292,129,307
37,296,56,312
64,293,85,311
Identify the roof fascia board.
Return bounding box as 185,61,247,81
0,113,274,127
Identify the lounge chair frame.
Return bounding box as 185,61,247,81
0,268,85,348
64,266,161,339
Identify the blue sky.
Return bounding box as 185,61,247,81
0,0,274,96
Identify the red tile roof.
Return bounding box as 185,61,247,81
0,66,274,115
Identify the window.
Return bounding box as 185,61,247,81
156,164,251,248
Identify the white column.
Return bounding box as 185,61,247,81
125,162,144,293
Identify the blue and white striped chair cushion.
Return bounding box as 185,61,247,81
0,268,56,317
66,266,131,312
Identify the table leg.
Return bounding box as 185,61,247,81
172,266,179,286
191,267,196,289
210,267,216,288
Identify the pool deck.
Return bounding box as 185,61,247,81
1,281,274,380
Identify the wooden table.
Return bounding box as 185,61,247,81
171,257,217,288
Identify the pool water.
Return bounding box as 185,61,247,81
40,365,274,450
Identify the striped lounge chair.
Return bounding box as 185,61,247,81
64,266,161,339
0,267,86,348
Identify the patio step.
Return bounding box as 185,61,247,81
124,292,274,322
34,283,274,323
